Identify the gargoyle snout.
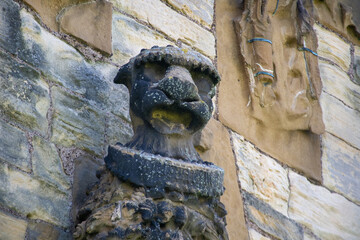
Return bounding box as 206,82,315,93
156,66,200,102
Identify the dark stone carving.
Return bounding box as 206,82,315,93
113,45,220,161
73,46,228,239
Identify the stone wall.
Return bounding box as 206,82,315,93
0,0,359,239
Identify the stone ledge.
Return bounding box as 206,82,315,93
105,144,224,197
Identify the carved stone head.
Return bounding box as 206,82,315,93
114,46,220,161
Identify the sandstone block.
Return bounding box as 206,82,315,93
0,51,49,135
0,211,27,240
319,60,360,112
314,24,351,71
243,192,303,240
248,228,271,240
59,1,112,54
231,132,289,216
51,86,105,156
112,12,173,65
320,92,360,149
0,119,30,172
354,46,360,85
0,163,71,227
289,171,360,240
322,133,360,205
32,136,71,192
110,0,215,58
164,0,214,28
19,10,117,107
27,220,72,240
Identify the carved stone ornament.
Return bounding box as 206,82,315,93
73,46,228,240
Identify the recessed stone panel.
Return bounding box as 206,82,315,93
289,171,360,240
110,0,215,58
59,1,113,54
322,133,360,205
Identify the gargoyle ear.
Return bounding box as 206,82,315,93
114,62,132,90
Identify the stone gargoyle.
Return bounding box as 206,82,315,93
114,45,220,162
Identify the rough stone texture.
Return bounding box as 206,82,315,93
354,46,360,85
0,211,28,240
72,155,102,222
164,0,214,28
0,163,71,227
23,0,89,31
111,0,215,58
0,119,30,172
112,12,173,65
19,10,118,107
314,24,351,71
216,0,322,182
322,133,360,205
59,1,112,54
289,171,360,240
32,136,71,192
320,92,360,149
197,119,249,240
27,220,72,240
0,51,49,135
51,86,105,156
231,132,289,216
248,229,271,240
319,60,360,112
243,192,303,240
107,113,133,146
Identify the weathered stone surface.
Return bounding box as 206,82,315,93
354,46,360,85
320,92,360,149
248,228,271,240
0,211,27,240
27,220,72,240
0,0,22,55
23,0,89,31
164,0,214,28
19,10,117,107
72,155,102,222
0,51,49,135
111,0,215,58
319,60,360,112
32,136,71,191
322,133,360,205
216,0,322,182
197,119,249,240
289,171,360,240
107,113,133,146
231,132,289,216
112,12,173,65
314,24,351,71
0,163,71,227
59,1,112,54
243,192,303,240
105,145,224,197
51,86,105,155
0,119,30,172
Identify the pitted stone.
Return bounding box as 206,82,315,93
105,144,224,197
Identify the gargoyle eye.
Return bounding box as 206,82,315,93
141,62,168,83
191,71,214,97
